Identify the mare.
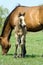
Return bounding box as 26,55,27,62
0,5,43,55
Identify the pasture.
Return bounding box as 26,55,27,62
0,31,43,65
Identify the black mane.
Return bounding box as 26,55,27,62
1,4,21,38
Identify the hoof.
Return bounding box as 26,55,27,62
21,54,25,58
14,53,17,58
17,54,22,58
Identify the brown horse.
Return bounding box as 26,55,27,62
0,5,43,55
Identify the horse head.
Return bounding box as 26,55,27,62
0,37,11,55
18,13,26,27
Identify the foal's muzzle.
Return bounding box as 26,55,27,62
23,25,26,28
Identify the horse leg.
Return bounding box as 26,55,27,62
23,41,26,56
14,34,18,58
14,44,18,57
21,35,26,57
21,44,26,57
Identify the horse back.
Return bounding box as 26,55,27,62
9,5,43,31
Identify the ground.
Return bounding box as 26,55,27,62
0,31,43,65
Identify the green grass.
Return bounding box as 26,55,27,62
0,31,43,65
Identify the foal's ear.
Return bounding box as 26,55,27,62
18,12,25,17
18,13,22,17
23,13,25,16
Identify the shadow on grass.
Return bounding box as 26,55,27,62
25,54,43,58
6,53,43,58
6,53,14,56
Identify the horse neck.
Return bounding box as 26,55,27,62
16,24,22,30
1,22,12,41
8,27,13,41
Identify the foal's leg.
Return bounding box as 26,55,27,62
14,35,21,58
14,34,18,57
14,44,18,57
21,35,26,57
23,39,26,55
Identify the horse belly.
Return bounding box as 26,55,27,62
25,7,43,31
25,10,39,28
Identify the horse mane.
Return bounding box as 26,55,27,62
1,4,21,37
8,27,13,41
1,16,10,36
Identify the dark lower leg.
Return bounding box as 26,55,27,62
23,44,26,55
14,44,18,57
21,44,26,57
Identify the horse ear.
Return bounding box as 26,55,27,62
18,13,22,17
18,12,25,17
23,13,25,16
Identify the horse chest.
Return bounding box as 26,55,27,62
15,26,23,35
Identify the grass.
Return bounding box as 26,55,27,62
0,31,43,65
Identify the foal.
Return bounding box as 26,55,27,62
14,13,27,57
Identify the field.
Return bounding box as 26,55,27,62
0,31,43,65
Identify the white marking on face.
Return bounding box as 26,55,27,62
19,16,26,26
